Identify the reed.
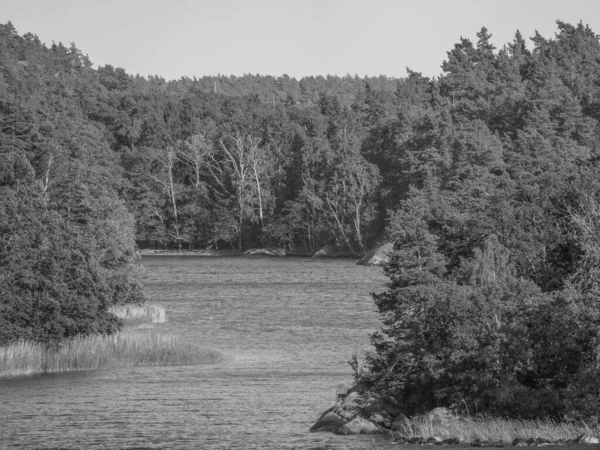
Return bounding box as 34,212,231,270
0,340,45,378
109,303,166,325
394,415,598,443
0,331,221,378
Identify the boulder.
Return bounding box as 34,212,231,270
368,412,392,427
356,242,394,266
575,434,600,444
361,394,401,415
311,387,411,435
312,245,334,258
426,407,454,425
334,416,380,435
309,408,347,433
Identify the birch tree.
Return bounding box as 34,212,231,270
204,132,271,251
146,146,183,248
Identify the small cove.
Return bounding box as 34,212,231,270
1,256,395,449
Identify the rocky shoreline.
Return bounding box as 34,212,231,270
139,242,394,264
310,388,600,446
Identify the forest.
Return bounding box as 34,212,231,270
2,19,600,420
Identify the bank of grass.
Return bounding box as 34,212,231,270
110,303,166,325
393,415,599,444
0,304,221,378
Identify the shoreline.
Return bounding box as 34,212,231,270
138,248,357,258
311,393,600,445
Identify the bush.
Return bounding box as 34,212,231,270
0,172,144,346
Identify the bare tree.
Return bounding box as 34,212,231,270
203,132,270,251
146,146,182,249
178,133,211,188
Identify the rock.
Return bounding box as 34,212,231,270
442,437,461,445
362,396,384,416
368,411,392,428
243,248,286,256
335,416,381,435
310,386,409,436
357,242,394,266
575,434,600,444
390,416,409,432
511,438,528,446
427,407,454,425
309,408,347,433
312,246,334,258
426,436,443,444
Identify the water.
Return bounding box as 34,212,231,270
1,256,400,449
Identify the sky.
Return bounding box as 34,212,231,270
2,0,600,81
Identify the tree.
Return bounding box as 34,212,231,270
205,132,271,250
144,145,184,248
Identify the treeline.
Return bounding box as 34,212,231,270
0,21,408,255
88,67,403,254
352,23,600,422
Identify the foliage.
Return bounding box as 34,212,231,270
0,23,144,346
355,22,600,421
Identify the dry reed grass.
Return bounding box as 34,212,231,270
0,332,221,378
1,303,220,378
394,415,598,443
109,303,166,325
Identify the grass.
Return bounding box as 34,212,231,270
0,304,221,378
392,415,599,444
110,303,166,325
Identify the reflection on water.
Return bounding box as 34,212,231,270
1,256,395,449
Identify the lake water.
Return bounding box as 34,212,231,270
1,256,403,449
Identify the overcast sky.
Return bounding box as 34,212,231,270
3,0,600,80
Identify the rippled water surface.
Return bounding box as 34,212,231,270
1,256,401,449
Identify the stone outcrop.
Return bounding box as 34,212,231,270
310,389,403,435
356,242,393,266
312,245,334,258
335,416,379,435
575,434,600,444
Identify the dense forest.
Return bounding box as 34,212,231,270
350,23,600,422
3,19,600,420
